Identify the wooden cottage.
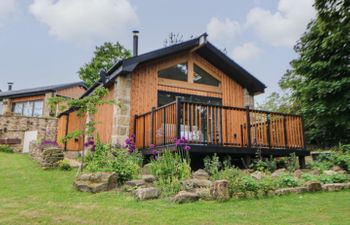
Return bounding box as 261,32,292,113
58,32,309,166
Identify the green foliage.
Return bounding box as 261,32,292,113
280,0,350,146
277,175,299,188
150,150,191,196
79,42,131,87
85,141,142,184
311,148,350,172
47,96,67,115
58,160,72,171
256,92,293,113
203,153,221,178
0,145,13,153
285,153,298,172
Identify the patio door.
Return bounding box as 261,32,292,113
23,131,37,153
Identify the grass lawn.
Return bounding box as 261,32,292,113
1,153,350,225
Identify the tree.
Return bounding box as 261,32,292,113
280,0,350,146
79,42,131,87
163,32,184,47
256,92,293,113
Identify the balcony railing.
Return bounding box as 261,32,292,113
134,98,305,150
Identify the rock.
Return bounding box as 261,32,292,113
322,183,346,192
323,170,337,176
182,179,212,191
74,172,118,193
274,187,307,196
142,175,156,183
134,187,160,200
172,191,200,204
210,180,230,201
194,188,213,201
271,168,286,177
305,181,322,192
125,179,146,187
294,169,303,179
192,169,210,180
142,164,152,175
251,171,264,180
331,166,346,174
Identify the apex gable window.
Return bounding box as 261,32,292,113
158,63,188,81
193,64,221,87
12,100,43,117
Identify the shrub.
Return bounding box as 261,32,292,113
85,141,142,184
58,159,72,171
0,145,13,153
150,149,191,196
277,175,299,187
203,153,221,178
332,153,350,172
285,153,298,172
329,174,349,183
301,173,319,182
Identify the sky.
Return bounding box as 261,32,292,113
0,0,316,103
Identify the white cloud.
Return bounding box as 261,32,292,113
29,0,138,44
232,42,262,62
206,17,241,41
0,0,18,27
246,0,315,47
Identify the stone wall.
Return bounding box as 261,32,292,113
0,115,57,152
111,74,132,146
243,88,254,108
29,142,64,169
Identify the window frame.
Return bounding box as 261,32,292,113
12,100,44,117
157,61,188,82
193,63,221,87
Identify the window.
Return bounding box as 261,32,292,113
12,100,43,117
158,91,222,107
0,101,3,115
193,64,221,86
158,63,188,81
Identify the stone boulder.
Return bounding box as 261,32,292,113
210,180,230,201
74,172,118,193
142,163,152,175
305,181,322,192
134,187,160,200
142,175,156,183
301,168,321,176
294,169,303,179
192,169,210,180
323,170,337,176
322,183,346,192
331,166,346,174
251,171,264,180
29,142,64,169
182,179,212,191
172,191,200,204
274,187,307,196
194,188,213,201
125,179,146,188
271,168,286,177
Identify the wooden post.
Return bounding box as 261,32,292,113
142,116,146,149
283,115,288,149
245,106,251,149
266,113,271,149
301,116,306,150
133,114,137,144
299,156,306,169
151,107,155,145
175,97,181,139
219,107,223,145
163,108,166,145
64,113,70,151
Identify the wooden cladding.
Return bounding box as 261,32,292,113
130,52,245,136
56,111,85,151
135,100,305,150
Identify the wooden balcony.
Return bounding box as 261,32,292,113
134,98,309,158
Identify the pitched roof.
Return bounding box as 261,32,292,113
105,33,266,94
0,82,86,98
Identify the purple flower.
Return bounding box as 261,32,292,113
41,140,58,147
84,140,95,147
184,145,191,151
125,135,136,153
150,143,158,156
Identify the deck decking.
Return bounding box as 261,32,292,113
134,98,309,160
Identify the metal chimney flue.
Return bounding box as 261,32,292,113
7,82,13,91
133,30,139,56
